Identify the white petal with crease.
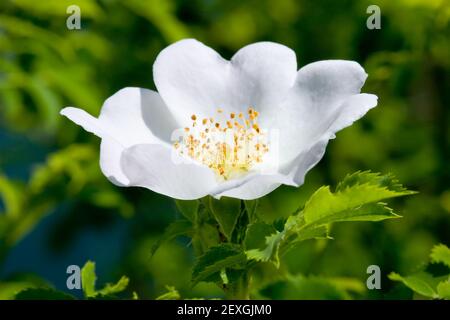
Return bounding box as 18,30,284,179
61,87,175,186
120,144,218,200
153,39,297,126
276,60,374,165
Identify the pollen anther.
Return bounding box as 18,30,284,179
174,107,269,179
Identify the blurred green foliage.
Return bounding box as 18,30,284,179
0,0,449,299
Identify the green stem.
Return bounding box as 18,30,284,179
225,271,251,300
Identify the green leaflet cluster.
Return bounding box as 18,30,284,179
245,171,415,267
80,261,130,299
152,171,416,299
15,261,133,300
389,243,450,299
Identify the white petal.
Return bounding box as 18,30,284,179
60,107,105,138
153,39,297,126
282,93,378,186
282,138,331,186
212,174,283,200
98,87,177,145
120,143,217,200
327,93,378,134
276,60,374,165
294,60,368,106
61,87,177,186
230,42,297,127
99,138,129,186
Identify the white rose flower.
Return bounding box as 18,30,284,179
61,39,377,200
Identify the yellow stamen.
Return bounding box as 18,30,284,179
174,107,268,179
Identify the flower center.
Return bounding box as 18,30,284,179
173,107,269,180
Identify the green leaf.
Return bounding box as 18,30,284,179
192,244,247,285
303,171,414,227
244,200,259,222
293,224,330,242
244,222,276,251
150,220,193,257
192,221,221,255
280,224,331,256
246,231,284,267
209,197,242,240
220,269,229,285
430,244,450,268
389,272,440,298
244,172,414,268
389,243,450,299
15,288,76,300
336,171,413,193
175,200,199,222
156,285,181,300
81,261,97,298
97,276,129,296
80,260,130,298
437,280,450,299
308,200,401,227
244,220,329,267
0,274,50,299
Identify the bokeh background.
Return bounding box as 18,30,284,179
0,0,449,299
